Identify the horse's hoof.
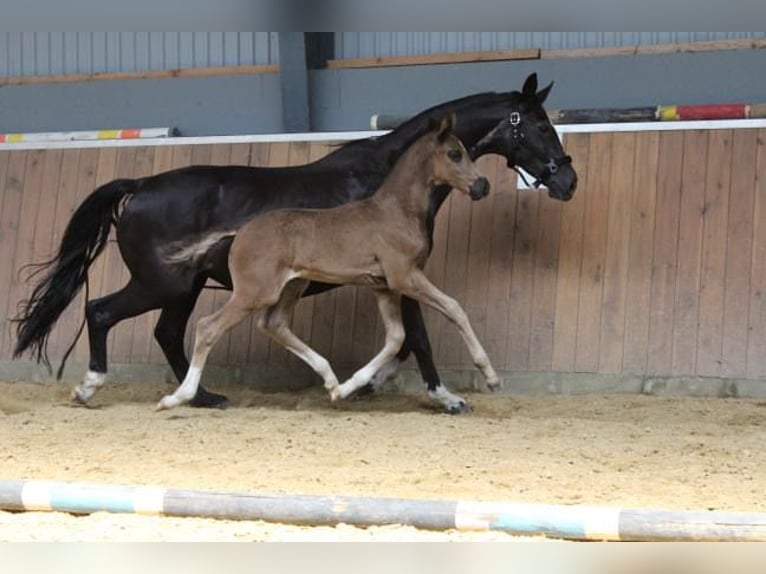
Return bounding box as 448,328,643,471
70,388,88,405
446,401,471,415
189,389,229,410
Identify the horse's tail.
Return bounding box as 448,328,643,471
12,178,135,369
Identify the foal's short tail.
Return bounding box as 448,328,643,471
12,178,135,371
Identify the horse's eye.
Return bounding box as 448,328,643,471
539,123,550,133
448,149,463,163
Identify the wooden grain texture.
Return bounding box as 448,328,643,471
528,194,562,372
483,157,519,372
0,152,28,356
646,132,684,375
598,132,636,373
504,191,539,372
622,131,660,374
3,150,46,358
721,130,757,376
552,133,589,372
747,129,766,377
696,130,732,377
574,133,612,372
668,131,708,375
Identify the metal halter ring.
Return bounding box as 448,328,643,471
509,111,521,126
545,158,559,174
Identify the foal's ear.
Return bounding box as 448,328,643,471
437,114,455,142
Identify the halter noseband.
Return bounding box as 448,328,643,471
505,109,572,188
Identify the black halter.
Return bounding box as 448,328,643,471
505,110,572,188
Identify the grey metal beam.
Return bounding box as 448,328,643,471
277,32,310,132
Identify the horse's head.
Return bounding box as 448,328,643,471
470,73,577,202
427,114,490,201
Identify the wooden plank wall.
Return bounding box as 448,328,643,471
1,128,765,381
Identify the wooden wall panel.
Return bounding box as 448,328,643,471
2,127,765,388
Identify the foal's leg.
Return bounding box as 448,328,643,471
156,294,252,411
399,270,501,392
334,291,405,400
257,282,341,397
369,296,470,414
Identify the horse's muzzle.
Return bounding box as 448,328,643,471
469,177,490,201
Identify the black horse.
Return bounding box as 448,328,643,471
13,73,577,414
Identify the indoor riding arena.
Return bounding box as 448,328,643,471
1,32,766,542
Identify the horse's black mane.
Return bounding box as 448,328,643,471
326,91,519,162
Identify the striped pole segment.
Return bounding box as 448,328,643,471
372,103,766,129
0,127,175,144
1,480,766,541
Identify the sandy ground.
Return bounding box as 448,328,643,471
0,378,765,541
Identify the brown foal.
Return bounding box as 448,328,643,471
157,116,501,411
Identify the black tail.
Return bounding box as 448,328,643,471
12,178,135,369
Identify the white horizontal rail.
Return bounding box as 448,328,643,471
1,120,765,152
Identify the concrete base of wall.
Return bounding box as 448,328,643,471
2,359,765,399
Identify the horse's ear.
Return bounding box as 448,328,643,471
427,116,441,132
536,81,553,105
437,114,455,142
522,73,538,97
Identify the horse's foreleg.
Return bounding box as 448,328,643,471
74,280,159,405
396,297,470,414
336,291,405,400
154,284,230,409
401,270,501,392
156,295,251,411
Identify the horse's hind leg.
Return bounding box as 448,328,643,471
156,293,252,411
153,283,230,409
334,291,405,401
73,279,162,404
257,280,341,397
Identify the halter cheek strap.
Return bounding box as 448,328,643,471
506,109,571,188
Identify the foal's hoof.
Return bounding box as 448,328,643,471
189,388,229,410
487,379,503,393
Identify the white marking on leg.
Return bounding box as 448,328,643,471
156,366,203,411
428,384,469,413
71,370,106,404
368,357,403,391
336,291,404,400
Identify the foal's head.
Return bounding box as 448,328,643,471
470,73,578,202
424,115,490,201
